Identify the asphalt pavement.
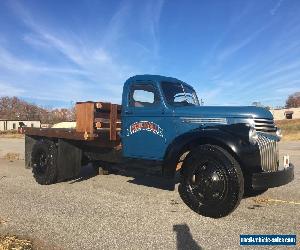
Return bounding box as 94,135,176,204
0,138,299,249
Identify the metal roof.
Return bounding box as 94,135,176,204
124,74,194,89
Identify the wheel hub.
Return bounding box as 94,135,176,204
189,161,227,203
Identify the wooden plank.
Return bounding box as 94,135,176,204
110,104,118,141
95,121,121,129
94,112,121,120
85,102,95,135
95,102,122,112
94,118,121,123
24,127,90,141
76,102,95,135
95,128,121,131
24,127,121,147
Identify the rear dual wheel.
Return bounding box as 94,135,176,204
179,145,244,218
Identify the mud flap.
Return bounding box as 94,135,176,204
57,139,82,182
25,135,37,169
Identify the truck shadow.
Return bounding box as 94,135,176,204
69,160,180,190
69,162,265,200
68,163,98,184
173,224,202,250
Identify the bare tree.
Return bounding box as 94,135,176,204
0,96,75,124
286,92,300,108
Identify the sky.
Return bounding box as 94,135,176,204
0,0,299,108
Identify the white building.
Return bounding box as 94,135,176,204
52,122,76,128
0,119,41,131
270,107,300,120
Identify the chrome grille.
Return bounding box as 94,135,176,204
254,118,276,132
257,133,279,172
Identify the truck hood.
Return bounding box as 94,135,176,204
173,106,273,119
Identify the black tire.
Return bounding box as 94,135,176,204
31,139,58,185
179,144,244,218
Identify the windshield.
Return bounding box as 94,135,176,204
161,81,199,106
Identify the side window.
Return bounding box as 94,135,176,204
12,123,16,130
130,84,160,107
133,90,154,104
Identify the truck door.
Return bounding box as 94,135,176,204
121,82,170,160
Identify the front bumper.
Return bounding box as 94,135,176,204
252,164,294,190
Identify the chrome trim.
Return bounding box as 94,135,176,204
254,118,276,132
180,117,227,124
257,132,279,172
254,118,275,122
254,126,276,131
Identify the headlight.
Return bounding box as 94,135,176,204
276,128,282,139
249,127,258,145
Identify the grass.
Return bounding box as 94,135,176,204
276,119,300,141
0,218,8,225
0,131,24,139
0,236,33,250
1,153,21,161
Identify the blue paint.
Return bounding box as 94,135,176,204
121,75,273,160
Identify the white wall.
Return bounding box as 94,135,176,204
0,120,41,131
52,122,76,128
0,121,5,131
270,108,300,120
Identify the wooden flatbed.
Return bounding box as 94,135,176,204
24,101,122,147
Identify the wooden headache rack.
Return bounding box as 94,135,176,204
76,101,121,141
24,101,122,142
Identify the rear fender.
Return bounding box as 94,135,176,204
56,139,82,182
25,136,83,181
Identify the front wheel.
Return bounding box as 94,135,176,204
179,145,244,218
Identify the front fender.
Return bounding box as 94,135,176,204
162,123,261,178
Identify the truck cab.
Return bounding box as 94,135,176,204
121,75,195,160
121,75,279,166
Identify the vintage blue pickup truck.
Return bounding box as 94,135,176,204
24,74,294,218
